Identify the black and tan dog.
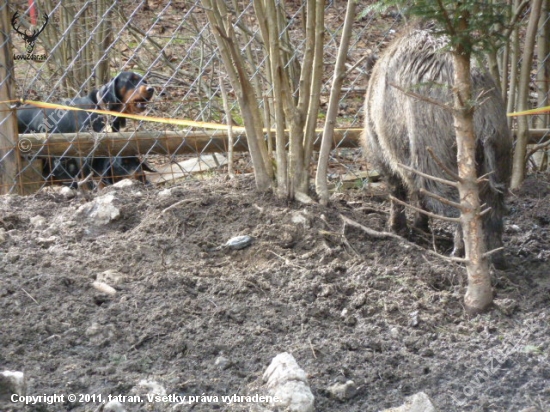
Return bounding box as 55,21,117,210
17,71,155,187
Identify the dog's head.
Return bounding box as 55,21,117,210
98,72,154,114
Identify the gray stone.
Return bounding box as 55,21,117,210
225,235,253,250
103,400,127,412
263,352,314,412
380,392,437,412
76,194,120,225
112,179,134,188
0,371,25,402
215,355,231,370
327,380,357,401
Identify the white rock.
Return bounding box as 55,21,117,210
291,211,310,227
158,188,172,198
113,179,135,188
97,270,125,285
327,380,356,401
92,281,117,296
380,392,437,412
215,355,231,370
263,352,314,412
85,323,115,346
85,322,102,337
36,236,58,246
133,380,167,397
103,400,127,412
76,194,120,225
225,235,253,250
59,186,76,198
294,191,315,204
0,371,25,401
30,215,46,228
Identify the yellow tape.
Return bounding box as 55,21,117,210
507,106,550,117
21,99,248,131
2,99,364,134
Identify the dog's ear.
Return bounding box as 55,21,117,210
98,73,122,111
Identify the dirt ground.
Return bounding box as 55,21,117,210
1,173,549,412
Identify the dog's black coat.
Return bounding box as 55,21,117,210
18,72,155,187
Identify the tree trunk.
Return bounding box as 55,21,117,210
510,0,544,189
536,0,549,129
316,0,356,205
453,28,493,313
0,1,20,195
201,0,273,192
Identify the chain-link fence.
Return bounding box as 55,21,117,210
0,0,548,194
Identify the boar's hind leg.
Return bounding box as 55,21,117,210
387,173,409,236
413,200,430,233
451,225,465,258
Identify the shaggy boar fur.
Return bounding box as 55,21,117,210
362,25,512,268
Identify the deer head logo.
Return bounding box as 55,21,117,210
11,11,49,54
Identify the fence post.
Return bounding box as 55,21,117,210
0,1,20,194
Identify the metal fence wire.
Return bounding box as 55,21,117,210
0,0,549,194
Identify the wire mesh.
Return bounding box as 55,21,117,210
0,0,549,194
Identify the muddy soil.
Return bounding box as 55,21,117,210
1,174,549,412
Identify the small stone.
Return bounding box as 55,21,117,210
59,186,76,198
421,348,434,357
381,391,437,412
291,211,310,228
0,371,25,401
5,253,19,263
494,298,518,316
96,270,124,286
30,215,46,228
0,229,6,244
134,380,166,396
103,400,127,412
328,380,357,401
36,236,57,246
85,322,102,337
158,188,172,198
390,327,400,338
294,191,315,204
343,316,357,326
409,311,419,327
215,356,231,370
113,179,134,188
225,235,253,250
76,194,121,225
263,352,314,412
92,281,117,296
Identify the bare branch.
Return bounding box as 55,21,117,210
483,247,505,259
479,207,492,217
476,170,494,184
389,82,454,113
427,147,463,183
525,139,550,160
419,188,462,210
397,162,458,188
389,196,461,223
340,214,466,263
